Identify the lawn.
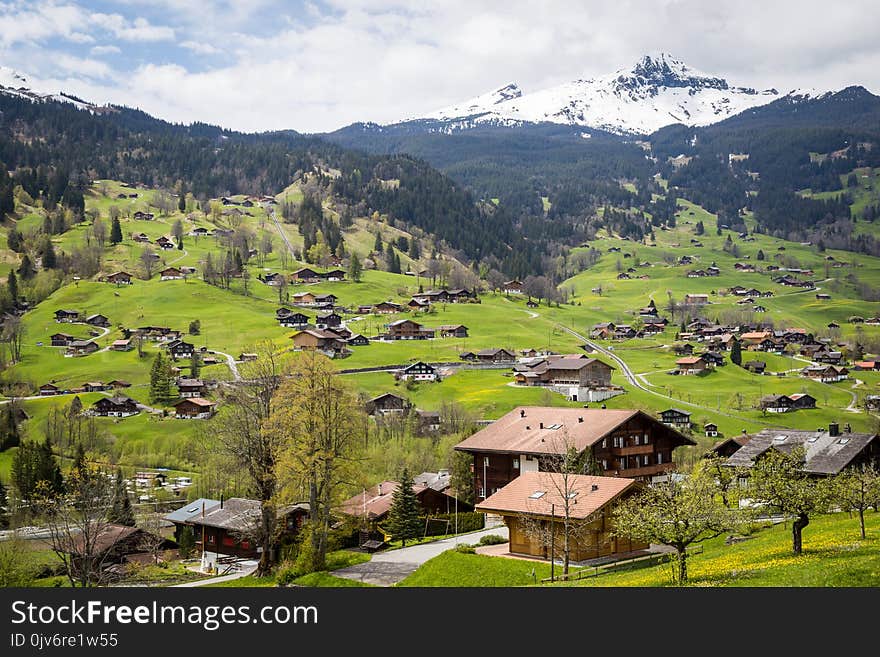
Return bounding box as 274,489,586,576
398,511,880,587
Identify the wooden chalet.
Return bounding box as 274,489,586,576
86,314,110,327
315,312,342,329
291,292,317,306
706,434,751,459
502,279,524,294
513,355,614,390
39,383,61,396
801,365,848,383
346,334,369,346
82,381,108,392
396,361,438,382
365,393,412,416
385,319,434,340
177,378,206,398
186,498,309,563
683,294,709,305
277,310,310,328
854,361,880,371
704,423,719,438
474,348,516,363
455,406,696,498
724,425,880,476
476,472,647,562
372,301,404,314
65,523,175,578
743,360,766,374
133,211,154,220
160,267,184,280
54,309,80,322
103,271,133,285
50,332,75,347
436,324,469,338
675,356,708,375
66,340,99,356
90,396,139,417
166,339,195,360
339,479,471,526
174,397,216,419
290,329,351,358
659,408,691,428
290,267,321,283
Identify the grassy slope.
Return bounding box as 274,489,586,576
398,511,880,587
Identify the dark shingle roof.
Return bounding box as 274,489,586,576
724,429,877,475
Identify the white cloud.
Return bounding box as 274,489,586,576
90,12,175,42
90,45,122,56
4,0,880,132
180,41,221,55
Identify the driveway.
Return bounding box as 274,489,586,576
333,525,509,587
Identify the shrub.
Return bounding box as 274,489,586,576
454,544,475,554
478,534,507,546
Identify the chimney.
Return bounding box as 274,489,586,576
220,494,224,509
378,482,382,495
829,422,839,437
520,409,526,418
844,423,852,433
526,425,530,430
591,484,599,492
578,417,584,423
539,422,544,429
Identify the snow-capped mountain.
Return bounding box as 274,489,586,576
419,53,800,135
0,66,110,113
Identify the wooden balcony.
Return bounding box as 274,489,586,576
616,462,676,478
612,444,654,456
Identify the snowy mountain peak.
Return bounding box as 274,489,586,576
413,54,796,135
0,65,114,114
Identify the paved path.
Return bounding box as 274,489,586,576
172,561,259,587
212,350,241,381
333,525,509,586
268,208,297,260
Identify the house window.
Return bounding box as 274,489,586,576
484,456,490,466
207,534,215,545
513,458,520,469
241,540,250,550
525,454,534,461
657,452,663,464
479,487,485,499
601,459,608,470
222,536,235,547
643,455,650,466
643,434,649,445
601,438,607,448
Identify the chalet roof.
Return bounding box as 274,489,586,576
177,378,204,387
476,472,636,520
455,406,695,456
176,397,214,408
661,408,691,417
676,356,705,365
546,357,604,370
475,348,514,357
368,392,409,404
338,481,431,520
725,428,878,475
412,471,451,492
164,499,221,524
188,498,309,530
95,395,136,406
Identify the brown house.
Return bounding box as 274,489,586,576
50,332,75,347
177,378,206,398
338,479,472,525
174,398,216,419
103,271,133,285
436,324,469,338
385,319,434,340
514,356,614,390
66,340,100,356
187,498,309,562
365,393,412,416
455,406,696,500
476,472,648,562
290,329,350,357
676,356,708,375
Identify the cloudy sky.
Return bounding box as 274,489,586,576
2,0,879,133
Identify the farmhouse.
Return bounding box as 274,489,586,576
365,393,412,416
291,292,317,306
315,312,342,329
174,398,216,419
290,267,321,283
436,324,469,338
683,294,709,305
156,236,175,250
90,396,139,417
675,356,708,375
474,348,516,363
39,383,61,396
177,378,206,398
54,309,80,322
743,360,766,374
396,361,438,382
133,232,151,243
66,340,99,356
190,227,211,237
132,211,154,220
290,329,351,358
166,339,195,360
513,355,618,401
103,271,132,285
346,334,369,346
724,424,880,475
704,423,719,438
372,301,404,314
63,524,174,577
186,498,309,564
339,479,471,525
455,406,696,497
50,332,75,347
475,472,647,562
802,365,848,383
82,381,108,392
385,319,435,340
502,279,524,294
160,267,184,280
86,314,110,327
407,298,431,311
854,361,880,371
277,309,310,328
659,408,691,428
760,394,794,413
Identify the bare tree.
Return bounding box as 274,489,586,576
91,217,107,248
829,464,880,539
208,342,292,576
139,247,156,280
1,315,24,364
35,462,118,587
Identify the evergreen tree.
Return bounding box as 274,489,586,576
6,228,23,252
17,254,35,280
107,469,136,527
71,443,87,477
178,185,187,213
177,525,195,558
387,468,422,547
149,352,173,405
408,239,420,260
348,253,362,283
393,252,401,274
695,220,704,235
756,249,765,261
190,351,202,379
6,270,18,305
0,404,20,451
373,231,383,253
730,338,742,367
11,437,63,503
110,217,123,245
41,241,57,270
